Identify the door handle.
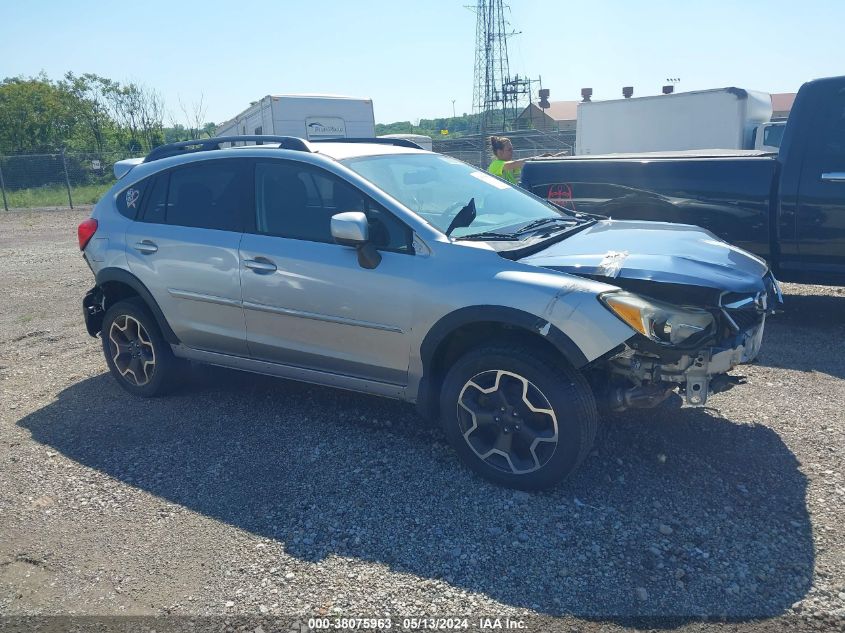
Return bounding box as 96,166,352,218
243,257,277,273
133,240,158,254
821,172,845,183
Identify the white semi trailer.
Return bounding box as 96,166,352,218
216,94,375,140
575,87,778,155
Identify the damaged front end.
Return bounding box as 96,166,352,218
590,272,781,409
514,219,785,410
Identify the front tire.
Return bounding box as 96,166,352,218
101,298,181,397
439,345,598,490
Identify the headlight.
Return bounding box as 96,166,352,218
599,291,715,345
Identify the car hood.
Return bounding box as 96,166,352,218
519,220,770,297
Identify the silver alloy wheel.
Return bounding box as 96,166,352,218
108,314,156,386
457,369,559,474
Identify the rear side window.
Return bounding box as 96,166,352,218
116,181,145,219
143,161,248,231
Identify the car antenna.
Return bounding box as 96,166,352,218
445,198,476,237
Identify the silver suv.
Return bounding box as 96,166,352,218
79,135,781,489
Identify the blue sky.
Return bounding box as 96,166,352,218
2,0,841,125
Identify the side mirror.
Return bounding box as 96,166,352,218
331,212,382,269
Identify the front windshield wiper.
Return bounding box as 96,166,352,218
515,217,577,235
495,220,599,259
456,217,586,242
454,231,521,241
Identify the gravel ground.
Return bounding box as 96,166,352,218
1,209,844,632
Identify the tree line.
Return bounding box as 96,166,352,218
375,113,486,138
1,71,524,157
375,110,528,139
0,72,216,156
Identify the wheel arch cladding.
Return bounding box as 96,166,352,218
415,305,589,419
95,268,180,344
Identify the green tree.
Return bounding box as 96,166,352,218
105,82,165,152
0,73,167,155
60,72,120,156
0,74,77,153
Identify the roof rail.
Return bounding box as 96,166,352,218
143,135,313,163
310,137,424,150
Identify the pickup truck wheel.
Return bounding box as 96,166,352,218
101,298,181,397
439,345,597,490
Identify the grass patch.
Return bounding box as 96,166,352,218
4,182,115,208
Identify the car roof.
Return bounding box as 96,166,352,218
225,142,427,161
312,142,428,160
119,139,432,183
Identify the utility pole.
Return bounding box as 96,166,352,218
470,0,515,164
469,1,539,163
471,0,511,131
452,100,456,119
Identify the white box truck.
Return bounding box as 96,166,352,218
575,88,775,155
215,94,375,140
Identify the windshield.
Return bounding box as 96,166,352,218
342,153,572,238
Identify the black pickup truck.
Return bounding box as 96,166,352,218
520,75,845,285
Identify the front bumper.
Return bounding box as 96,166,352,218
682,316,765,405
598,270,781,409
607,317,766,407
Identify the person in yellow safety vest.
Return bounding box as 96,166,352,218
487,136,526,184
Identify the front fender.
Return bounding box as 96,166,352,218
420,305,589,371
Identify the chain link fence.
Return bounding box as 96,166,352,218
433,129,576,168
0,150,141,210
0,130,577,210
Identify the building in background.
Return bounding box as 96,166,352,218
434,89,796,168
515,101,579,131
518,92,796,131
770,93,796,120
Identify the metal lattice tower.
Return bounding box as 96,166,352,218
471,0,512,134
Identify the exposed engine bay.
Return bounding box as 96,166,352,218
585,273,781,409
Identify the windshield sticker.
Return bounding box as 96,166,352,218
125,188,140,209
596,250,629,278
470,171,510,189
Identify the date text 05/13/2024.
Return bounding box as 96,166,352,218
306,617,526,630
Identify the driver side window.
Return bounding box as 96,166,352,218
253,161,413,252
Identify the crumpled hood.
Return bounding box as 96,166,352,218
519,220,769,294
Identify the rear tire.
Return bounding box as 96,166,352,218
439,344,598,490
101,298,181,397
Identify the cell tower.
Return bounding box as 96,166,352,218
472,0,510,133
471,1,535,136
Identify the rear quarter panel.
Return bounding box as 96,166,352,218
86,188,130,274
